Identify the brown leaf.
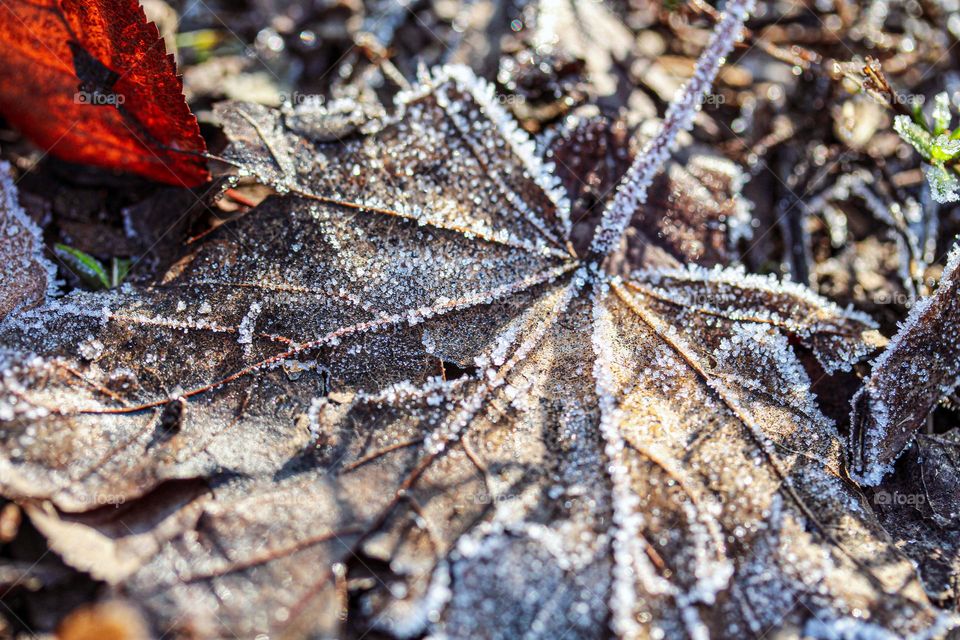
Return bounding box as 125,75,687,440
0,64,950,639
869,430,960,603
547,115,753,267
0,161,57,321
850,242,960,485
24,480,209,584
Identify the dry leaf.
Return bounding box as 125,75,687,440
0,3,954,637
0,69,945,640
850,242,960,484
0,161,58,321
869,429,960,603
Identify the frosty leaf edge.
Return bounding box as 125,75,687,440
850,240,960,485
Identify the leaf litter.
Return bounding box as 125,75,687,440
1,0,960,638
0,162,59,322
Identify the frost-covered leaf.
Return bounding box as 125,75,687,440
894,114,960,203
933,92,952,136
895,114,935,161
931,135,960,163
923,163,960,204
869,429,960,603
0,4,954,638
0,161,58,321
850,242,960,485
216,66,574,262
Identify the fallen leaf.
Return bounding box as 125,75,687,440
850,241,960,485
0,3,954,638
23,480,209,584
0,161,58,321
868,429,960,603
0,0,208,186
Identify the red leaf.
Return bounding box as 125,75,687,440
0,0,209,187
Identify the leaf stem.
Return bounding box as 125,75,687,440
589,0,755,259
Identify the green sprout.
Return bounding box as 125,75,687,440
175,29,239,63
54,244,131,290
893,91,960,203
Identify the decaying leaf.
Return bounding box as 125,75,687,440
850,242,960,485
0,2,955,638
869,429,960,603
0,161,58,321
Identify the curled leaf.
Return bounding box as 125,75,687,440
850,242,960,485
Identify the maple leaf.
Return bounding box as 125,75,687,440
0,1,954,637
850,241,960,485
0,0,208,187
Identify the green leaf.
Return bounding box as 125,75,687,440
110,257,132,288
894,114,934,161
53,244,110,290
931,134,960,162
911,100,930,130
933,92,952,135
